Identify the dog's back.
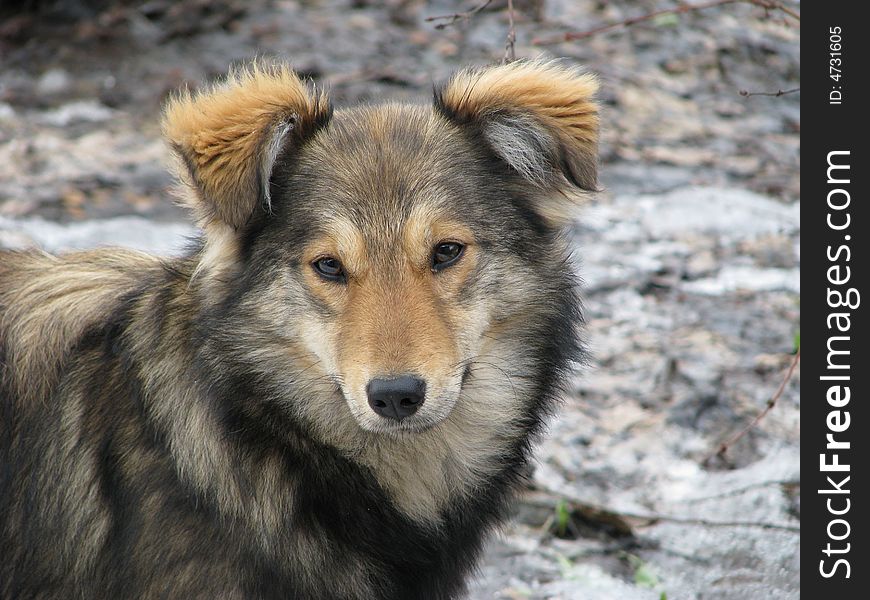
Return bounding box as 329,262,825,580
0,249,169,597
0,250,158,401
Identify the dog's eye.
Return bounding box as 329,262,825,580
312,257,345,282
432,242,464,271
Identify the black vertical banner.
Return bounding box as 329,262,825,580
804,2,869,596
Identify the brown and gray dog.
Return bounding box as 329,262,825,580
0,60,598,599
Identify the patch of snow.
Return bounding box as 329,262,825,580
682,266,800,295
0,215,196,255
39,101,116,127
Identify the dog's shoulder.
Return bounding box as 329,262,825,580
0,248,163,403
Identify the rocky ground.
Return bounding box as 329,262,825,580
1,1,800,598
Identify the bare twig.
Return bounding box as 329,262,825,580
739,87,800,97
425,0,493,30
672,479,800,504
533,0,799,45
703,349,800,466
523,494,800,533
760,0,800,20
427,0,518,62
324,68,419,88
625,511,800,532
504,0,516,62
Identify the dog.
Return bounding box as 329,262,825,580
0,60,598,599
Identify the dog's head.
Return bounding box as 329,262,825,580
164,61,597,436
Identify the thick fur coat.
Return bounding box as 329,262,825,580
0,61,598,599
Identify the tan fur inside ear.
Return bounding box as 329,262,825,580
436,59,599,217
163,63,331,230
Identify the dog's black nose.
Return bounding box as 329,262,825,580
366,376,426,421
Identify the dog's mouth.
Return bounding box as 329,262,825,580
361,394,458,435
369,415,441,435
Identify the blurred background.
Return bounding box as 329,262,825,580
0,1,800,598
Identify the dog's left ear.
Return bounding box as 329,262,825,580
435,60,599,225
163,63,332,231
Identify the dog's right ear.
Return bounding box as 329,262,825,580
163,64,332,231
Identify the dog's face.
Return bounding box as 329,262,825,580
285,114,487,433
269,106,534,433
163,62,597,436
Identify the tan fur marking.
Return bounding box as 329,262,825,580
401,206,475,270
439,59,599,224
191,221,242,288
439,60,599,151
162,63,330,229
335,207,472,409
303,220,368,280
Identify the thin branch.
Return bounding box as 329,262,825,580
627,512,800,532
503,0,516,62
425,0,493,30
762,0,800,21
522,494,800,533
739,87,800,97
703,349,800,466
533,0,799,45
671,479,799,504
